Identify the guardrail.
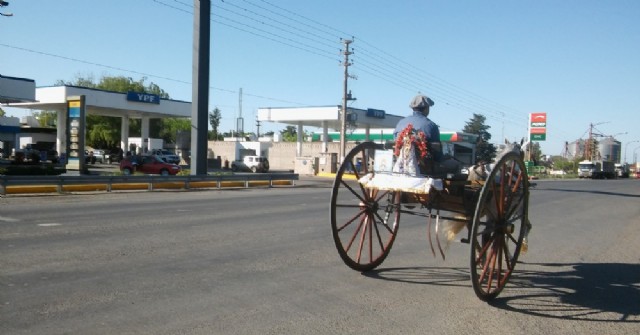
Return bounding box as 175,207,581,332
0,173,299,196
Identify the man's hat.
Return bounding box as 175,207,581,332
409,94,435,110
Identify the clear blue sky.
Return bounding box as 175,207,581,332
2,0,639,160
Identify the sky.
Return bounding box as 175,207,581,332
1,0,639,160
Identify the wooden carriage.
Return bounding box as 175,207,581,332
330,141,530,301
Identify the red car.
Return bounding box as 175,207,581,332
120,155,181,176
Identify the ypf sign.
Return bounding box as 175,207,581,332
529,112,547,141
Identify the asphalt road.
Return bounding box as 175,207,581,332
1,177,639,334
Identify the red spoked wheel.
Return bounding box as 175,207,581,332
470,151,529,301
330,142,401,272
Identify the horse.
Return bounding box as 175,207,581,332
443,138,532,253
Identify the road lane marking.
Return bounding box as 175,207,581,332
37,223,62,227
0,216,19,222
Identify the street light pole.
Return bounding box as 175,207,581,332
634,146,640,165
624,140,639,163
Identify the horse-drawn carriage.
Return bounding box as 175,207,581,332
330,140,530,301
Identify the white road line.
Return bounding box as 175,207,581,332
37,223,62,227
0,216,19,222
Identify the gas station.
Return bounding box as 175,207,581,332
257,106,479,169
3,85,190,170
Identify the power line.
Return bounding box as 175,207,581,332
209,0,531,130
0,43,309,107
8,0,548,141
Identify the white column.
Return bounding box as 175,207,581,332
121,116,129,154
141,116,150,154
321,121,328,153
296,122,303,156
365,126,371,142
56,109,66,156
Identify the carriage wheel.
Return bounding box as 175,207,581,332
331,142,401,272
470,152,529,301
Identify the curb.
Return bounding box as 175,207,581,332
3,180,296,195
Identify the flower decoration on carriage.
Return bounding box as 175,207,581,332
392,123,429,176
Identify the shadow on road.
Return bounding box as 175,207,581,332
363,262,640,322
536,187,640,198
362,266,470,288
495,262,640,322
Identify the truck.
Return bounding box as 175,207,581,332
578,160,616,179
614,163,630,178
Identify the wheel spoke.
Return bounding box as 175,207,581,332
497,240,504,287
475,235,494,263
503,176,524,217
344,215,367,253
502,237,515,271
335,203,366,209
336,206,367,232
506,231,519,245
368,215,374,262
355,216,369,263
499,167,508,218
490,181,501,219
373,207,396,234
504,193,525,222
479,241,496,287
473,222,496,238
371,212,386,250
339,178,369,204
510,169,524,193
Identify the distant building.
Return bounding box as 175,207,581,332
566,137,621,162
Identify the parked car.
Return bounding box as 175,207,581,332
46,150,60,164
107,148,124,164
151,149,181,165
85,150,97,164
93,149,107,164
119,155,181,176
85,149,106,164
231,156,270,173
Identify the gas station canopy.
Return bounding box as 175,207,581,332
7,85,190,118
0,75,36,103
257,106,403,131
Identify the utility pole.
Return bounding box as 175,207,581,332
586,123,593,161
190,0,211,175
339,38,353,163
236,88,244,139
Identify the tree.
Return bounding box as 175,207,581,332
462,113,497,163
86,121,119,149
158,118,190,144
209,107,222,140
32,110,57,127
57,75,170,99
528,141,543,164
280,126,298,142
0,107,5,117
550,156,580,174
